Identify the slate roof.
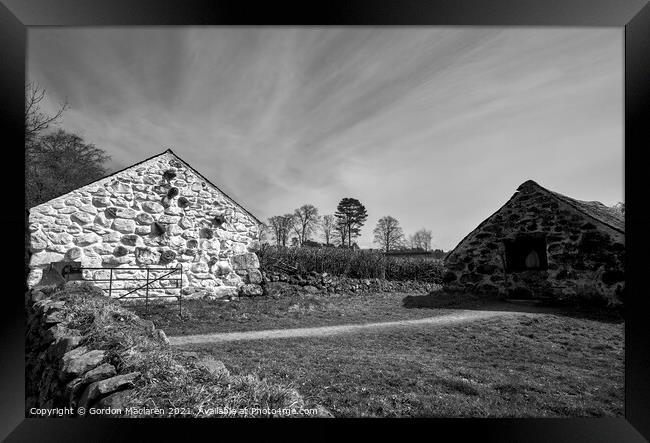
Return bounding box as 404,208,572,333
525,180,624,234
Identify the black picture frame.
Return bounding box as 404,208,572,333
1,0,648,440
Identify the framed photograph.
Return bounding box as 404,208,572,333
2,0,649,440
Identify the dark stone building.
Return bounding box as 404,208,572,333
443,180,624,305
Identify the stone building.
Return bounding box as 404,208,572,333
27,149,264,299
443,180,625,305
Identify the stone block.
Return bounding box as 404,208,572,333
142,201,164,214
74,232,101,246
79,372,140,409
112,219,136,234
230,252,259,270
60,348,106,380
115,208,137,219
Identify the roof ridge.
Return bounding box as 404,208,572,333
163,150,263,225
528,182,624,234
29,149,171,209
29,148,263,225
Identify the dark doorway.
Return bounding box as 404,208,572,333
504,235,548,272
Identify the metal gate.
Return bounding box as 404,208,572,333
61,263,183,315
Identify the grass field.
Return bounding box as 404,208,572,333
181,313,623,417
132,291,624,417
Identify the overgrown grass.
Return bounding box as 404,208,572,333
256,245,444,282
182,313,624,417
47,282,307,417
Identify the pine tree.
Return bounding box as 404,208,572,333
334,198,368,247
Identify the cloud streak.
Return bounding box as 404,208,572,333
28,27,623,249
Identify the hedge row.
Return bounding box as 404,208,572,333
255,246,445,283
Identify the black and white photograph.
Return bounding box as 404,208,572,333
24,26,626,419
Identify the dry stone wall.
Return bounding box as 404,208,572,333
25,284,155,413
27,152,262,299
443,182,625,305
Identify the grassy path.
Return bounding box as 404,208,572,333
168,309,523,345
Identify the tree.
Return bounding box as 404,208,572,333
410,228,433,251
321,214,336,246
267,214,295,246
334,219,348,247
25,82,68,145
292,204,320,246
373,216,405,252
334,198,368,247
26,129,111,209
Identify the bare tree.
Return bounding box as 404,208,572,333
292,204,320,246
25,82,68,145
373,216,405,252
267,214,295,246
321,214,336,246
410,228,433,251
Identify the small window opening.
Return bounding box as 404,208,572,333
504,235,547,272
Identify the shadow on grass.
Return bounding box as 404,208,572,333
402,292,624,324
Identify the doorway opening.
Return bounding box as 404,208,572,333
504,235,548,272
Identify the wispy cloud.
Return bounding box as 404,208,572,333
28,27,623,249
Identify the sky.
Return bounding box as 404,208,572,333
27,27,623,250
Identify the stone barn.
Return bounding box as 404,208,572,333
27,149,264,300
443,180,625,305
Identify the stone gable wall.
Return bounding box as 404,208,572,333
443,184,625,305
27,152,262,299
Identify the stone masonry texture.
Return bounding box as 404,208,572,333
443,180,625,305
27,150,263,299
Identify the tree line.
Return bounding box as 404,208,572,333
263,200,439,254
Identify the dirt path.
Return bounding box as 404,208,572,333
169,309,528,346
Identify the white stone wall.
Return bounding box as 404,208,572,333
27,152,262,299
